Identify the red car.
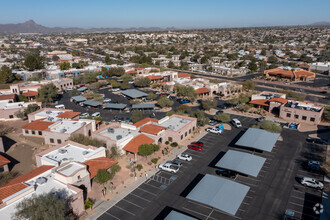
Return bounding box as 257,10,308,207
188,145,202,151
191,141,204,147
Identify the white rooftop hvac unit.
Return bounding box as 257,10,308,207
108,128,115,133
60,128,67,133
36,177,47,185
46,110,52,114
116,135,122,140
82,151,89,155
57,112,63,115
58,148,67,154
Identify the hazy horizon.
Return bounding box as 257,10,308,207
1,0,329,29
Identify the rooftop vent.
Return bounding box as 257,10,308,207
168,125,175,130
60,128,67,133
82,151,89,155
57,112,63,115
36,177,47,185
108,128,115,133
58,148,67,154
62,158,68,161
46,110,52,114
73,122,77,124
116,135,122,140
81,122,86,126
48,117,54,121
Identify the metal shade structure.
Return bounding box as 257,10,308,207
71,95,86,103
103,103,127,109
81,100,102,107
215,150,266,177
186,174,250,216
235,128,280,152
132,104,155,109
165,211,197,220
121,89,147,99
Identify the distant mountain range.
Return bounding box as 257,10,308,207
0,20,176,33
0,20,329,34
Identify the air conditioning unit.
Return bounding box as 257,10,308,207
116,135,122,140
58,148,67,154
36,177,47,185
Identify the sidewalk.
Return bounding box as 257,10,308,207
320,145,330,220
86,130,208,220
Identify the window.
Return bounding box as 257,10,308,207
38,131,42,135
50,138,54,143
181,135,183,140
189,129,191,134
25,130,29,134
168,137,173,142
185,132,187,137
302,116,307,120
57,139,62,144
9,115,14,119
294,115,299,119
193,127,195,131
88,130,91,136
286,113,291,117
310,117,315,122
31,130,35,135
77,175,80,180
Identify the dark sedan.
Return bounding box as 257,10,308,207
215,169,237,178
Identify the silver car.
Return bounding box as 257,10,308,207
300,177,323,190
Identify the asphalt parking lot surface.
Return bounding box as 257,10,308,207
96,115,325,220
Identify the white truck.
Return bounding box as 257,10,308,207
206,127,222,134
158,162,180,173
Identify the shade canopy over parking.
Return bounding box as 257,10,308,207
121,89,147,99
235,128,280,152
165,211,197,220
77,86,88,92
82,100,102,107
103,103,127,109
72,95,86,103
132,104,155,109
215,150,266,177
186,174,249,216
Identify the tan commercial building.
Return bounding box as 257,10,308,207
264,67,316,81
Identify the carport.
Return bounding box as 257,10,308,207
235,128,280,152
186,174,250,216
121,89,147,99
71,95,86,103
103,103,127,111
215,150,266,177
77,86,88,92
81,100,102,108
132,104,155,110
165,210,197,220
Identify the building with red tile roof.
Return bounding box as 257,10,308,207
140,124,166,135
0,155,10,172
84,157,118,179
57,111,81,119
123,134,155,154
264,67,315,81
195,87,210,94
178,73,191,78
21,119,55,131
0,94,17,102
0,183,29,204
133,118,159,128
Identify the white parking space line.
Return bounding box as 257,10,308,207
206,209,214,220
122,199,144,209
143,182,162,190
181,207,219,220
136,187,158,196
187,200,213,210
130,192,151,203
104,211,120,220
114,205,136,216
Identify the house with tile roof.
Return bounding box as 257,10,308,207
93,115,197,158
0,100,41,120
264,67,316,81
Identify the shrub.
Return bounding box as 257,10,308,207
170,142,178,147
165,141,169,145
151,158,159,164
252,120,282,133
213,113,231,123
84,199,94,209
136,164,143,171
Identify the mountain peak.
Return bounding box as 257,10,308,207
23,20,37,25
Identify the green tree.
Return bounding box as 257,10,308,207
138,144,160,157
237,104,251,112
109,80,120,88
201,99,216,111
248,61,258,72
120,74,133,82
157,96,174,108
268,56,277,64
0,65,14,83
69,134,105,148
120,82,130,90
260,49,266,56
69,89,80,97
36,83,58,104
227,98,239,105
177,105,191,113
168,61,175,69
18,94,28,102
238,93,251,104
94,169,111,185
252,120,282,133
24,104,40,116
14,193,67,220
105,55,111,65
131,110,143,123
59,62,70,70
147,92,157,100
190,110,209,125
174,85,197,101
242,80,256,91
24,52,44,71
214,113,231,122
85,72,98,83
108,67,125,77
134,77,151,87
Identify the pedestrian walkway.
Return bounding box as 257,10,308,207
86,130,208,220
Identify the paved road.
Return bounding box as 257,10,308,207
95,115,325,220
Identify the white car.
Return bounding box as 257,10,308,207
104,98,111,103
80,113,89,118
177,153,192,161
92,112,101,117
158,162,180,173
300,177,323,190
206,127,222,134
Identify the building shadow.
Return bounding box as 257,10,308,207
1,153,20,171
1,136,16,152
302,192,322,219
208,151,226,168
154,206,201,220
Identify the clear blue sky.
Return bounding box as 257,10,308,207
1,0,329,28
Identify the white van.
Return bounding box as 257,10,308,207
231,118,242,128
55,104,65,109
